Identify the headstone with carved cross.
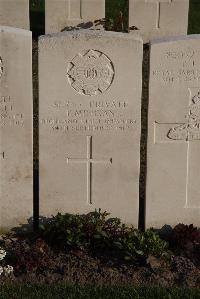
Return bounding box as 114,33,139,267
129,0,189,43
0,26,33,230
39,30,142,226
0,0,29,30
146,35,200,228
45,0,105,34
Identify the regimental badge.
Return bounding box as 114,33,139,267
67,49,114,96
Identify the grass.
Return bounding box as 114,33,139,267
0,284,199,299
106,0,129,31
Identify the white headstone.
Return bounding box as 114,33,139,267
0,0,29,30
129,0,189,43
146,35,200,228
45,0,105,34
0,26,33,230
39,31,142,226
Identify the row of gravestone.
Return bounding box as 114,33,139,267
0,0,190,42
1,25,200,231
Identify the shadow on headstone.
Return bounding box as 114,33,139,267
129,26,139,31
61,19,105,32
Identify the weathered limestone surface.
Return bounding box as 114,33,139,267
0,0,29,30
0,26,33,230
129,0,189,43
45,0,105,34
39,31,142,226
146,35,200,228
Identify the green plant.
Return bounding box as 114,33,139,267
111,228,169,262
39,210,110,251
39,210,168,264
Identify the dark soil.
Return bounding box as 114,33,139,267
0,234,199,288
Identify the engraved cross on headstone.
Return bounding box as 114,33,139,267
0,152,5,159
145,0,172,29
67,136,112,205
154,87,200,208
67,0,83,20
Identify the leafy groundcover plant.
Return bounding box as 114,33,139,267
39,210,168,264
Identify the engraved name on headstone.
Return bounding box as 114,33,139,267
0,27,33,230
45,0,105,34
0,0,29,30
146,36,200,228
129,0,189,43
39,31,142,225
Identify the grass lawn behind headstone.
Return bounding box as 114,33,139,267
188,0,200,34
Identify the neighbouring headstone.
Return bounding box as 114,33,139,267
0,26,32,230
39,31,142,226
129,0,189,43
146,35,200,228
0,0,29,30
45,0,105,34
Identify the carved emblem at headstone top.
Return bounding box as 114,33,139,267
0,57,3,78
67,49,114,96
168,91,200,141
